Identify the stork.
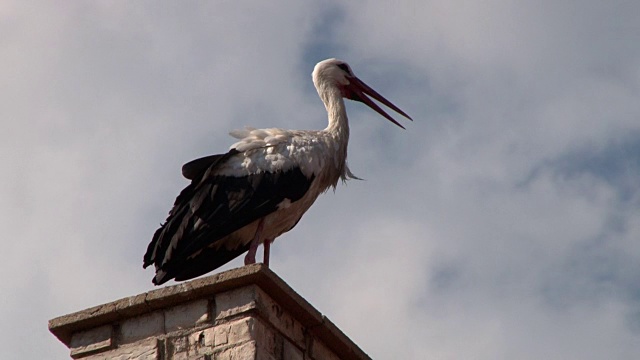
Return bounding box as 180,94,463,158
143,58,412,285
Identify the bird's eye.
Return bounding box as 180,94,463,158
337,63,351,75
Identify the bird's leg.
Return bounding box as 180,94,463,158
244,218,264,265
263,239,273,267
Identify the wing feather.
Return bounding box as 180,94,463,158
144,149,314,285
182,154,226,180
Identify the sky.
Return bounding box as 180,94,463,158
2,1,640,359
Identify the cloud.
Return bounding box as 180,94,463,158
2,1,639,359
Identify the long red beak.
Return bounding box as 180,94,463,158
344,76,413,129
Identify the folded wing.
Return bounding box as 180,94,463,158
144,149,314,285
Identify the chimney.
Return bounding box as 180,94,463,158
49,264,370,360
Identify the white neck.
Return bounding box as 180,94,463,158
315,81,351,182
318,84,350,144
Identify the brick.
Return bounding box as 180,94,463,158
119,311,164,344
186,329,216,358
228,317,254,344
283,340,304,360
214,340,257,360
70,324,113,358
215,286,258,320
309,338,341,360
165,299,210,332
254,288,305,349
215,285,306,350
214,324,230,347
256,352,278,360
253,319,282,358
170,335,189,355
83,338,159,360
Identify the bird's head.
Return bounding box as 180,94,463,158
312,58,412,129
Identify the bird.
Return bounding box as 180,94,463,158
143,58,412,285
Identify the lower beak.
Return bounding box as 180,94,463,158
347,76,413,129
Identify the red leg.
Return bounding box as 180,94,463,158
244,219,264,265
263,239,272,267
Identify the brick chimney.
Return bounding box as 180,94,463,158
49,264,370,360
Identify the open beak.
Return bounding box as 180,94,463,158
344,76,413,129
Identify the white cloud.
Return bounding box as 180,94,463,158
2,1,639,359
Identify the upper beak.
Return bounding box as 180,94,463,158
345,76,413,129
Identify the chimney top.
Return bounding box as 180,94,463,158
49,264,371,359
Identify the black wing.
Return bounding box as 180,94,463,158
144,149,314,285
181,154,225,180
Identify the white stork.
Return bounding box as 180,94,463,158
143,58,412,285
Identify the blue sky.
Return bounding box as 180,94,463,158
2,1,640,359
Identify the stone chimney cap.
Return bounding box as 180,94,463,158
49,264,370,360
